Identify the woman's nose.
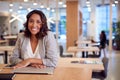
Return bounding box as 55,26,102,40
33,22,37,27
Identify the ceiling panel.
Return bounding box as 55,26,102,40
0,0,119,13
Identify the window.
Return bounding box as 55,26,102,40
96,4,117,41
82,7,90,37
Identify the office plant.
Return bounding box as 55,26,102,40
114,21,120,50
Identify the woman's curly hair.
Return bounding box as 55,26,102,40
24,10,50,39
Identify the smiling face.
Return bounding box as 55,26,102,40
28,13,42,36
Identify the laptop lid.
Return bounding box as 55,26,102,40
12,67,54,74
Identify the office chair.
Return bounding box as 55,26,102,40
0,52,5,63
87,43,101,58
59,45,73,57
87,51,101,58
92,57,109,80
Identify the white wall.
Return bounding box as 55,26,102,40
87,0,97,41
0,12,10,35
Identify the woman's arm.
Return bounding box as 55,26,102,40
42,31,59,67
9,33,23,65
12,58,44,68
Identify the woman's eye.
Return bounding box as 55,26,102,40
37,21,42,24
29,20,34,23
29,19,42,24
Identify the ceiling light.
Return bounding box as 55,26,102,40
115,1,118,4
18,10,21,13
33,2,37,5
19,6,23,9
112,3,115,7
27,8,31,12
86,0,90,4
47,7,50,11
9,9,13,12
59,1,63,5
51,9,55,12
9,3,13,7
24,0,28,2
40,5,44,8
9,15,23,23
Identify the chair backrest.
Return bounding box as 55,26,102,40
59,45,64,57
101,57,109,78
59,45,73,57
92,57,109,79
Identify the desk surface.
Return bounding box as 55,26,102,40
67,46,99,52
4,35,17,39
0,46,15,63
58,58,104,71
0,40,8,43
76,40,91,44
0,65,92,80
0,46,15,51
89,43,100,46
14,67,92,80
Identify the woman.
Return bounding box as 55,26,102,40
100,30,106,49
99,30,107,57
10,10,58,68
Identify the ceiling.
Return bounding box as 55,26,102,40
0,0,119,13
0,0,66,12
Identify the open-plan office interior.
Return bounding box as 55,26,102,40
0,0,120,80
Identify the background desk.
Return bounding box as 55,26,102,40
4,35,17,40
67,46,99,57
4,35,17,46
0,40,8,43
0,46,14,64
76,40,91,44
0,40,8,45
58,58,104,71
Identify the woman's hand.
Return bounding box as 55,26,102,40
13,58,44,69
30,63,46,68
13,59,30,69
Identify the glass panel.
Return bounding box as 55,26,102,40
96,4,117,42
82,7,90,37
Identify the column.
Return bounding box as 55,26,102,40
109,0,113,51
66,1,80,48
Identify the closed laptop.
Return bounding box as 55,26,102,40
12,67,54,74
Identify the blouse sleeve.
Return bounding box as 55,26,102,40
9,33,23,65
42,31,59,67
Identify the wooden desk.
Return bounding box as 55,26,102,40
4,35,17,40
0,40,8,45
58,58,104,71
0,46,15,64
89,43,100,47
14,67,91,80
0,65,92,80
67,46,99,57
76,40,91,44
4,35,17,46
0,40,8,43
